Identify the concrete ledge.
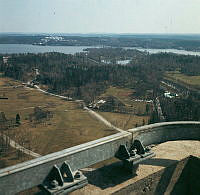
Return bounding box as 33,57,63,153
113,155,200,195
0,132,130,195
0,121,200,194
128,121,200,146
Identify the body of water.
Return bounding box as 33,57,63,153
0,44,96,54
126,47,200,56
1,44,200,56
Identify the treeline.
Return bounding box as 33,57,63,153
1,50,200,99
0,48,200,122
130,53,200,76
0,52,162,102
0,52,84,80
86,47,144,62
160,96,200,121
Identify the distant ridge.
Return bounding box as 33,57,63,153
1,33,200,40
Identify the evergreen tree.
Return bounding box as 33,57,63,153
16,114,21,125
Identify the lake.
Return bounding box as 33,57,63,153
1,44,200,56
0,44,96,54
126,47,200,56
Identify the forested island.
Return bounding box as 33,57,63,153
1,33,200,51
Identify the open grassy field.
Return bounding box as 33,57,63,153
0,77,116,158
0,148,32,168
165,72,200,89
96,86,151,130
100,86,149,114
98,111,149,130
101,86,134,105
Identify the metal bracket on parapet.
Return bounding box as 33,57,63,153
39,162,88,194
115,140,155,173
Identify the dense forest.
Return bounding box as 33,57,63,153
130,52,200,76
0,50,162,101
160,96,200,121
0,48,200,122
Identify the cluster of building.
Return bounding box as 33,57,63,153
41,36,64,43
33,36,64,45
164,91,178,98
88,99,106,109
2,56,11,64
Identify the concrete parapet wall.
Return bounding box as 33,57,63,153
128,121,200,146
0,121,199,194
0,132,130,195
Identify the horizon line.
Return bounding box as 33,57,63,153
1,32,200,36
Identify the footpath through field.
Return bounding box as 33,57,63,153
83,107,125,133
34,85,126,133
2,134,41,158
4,84,125,159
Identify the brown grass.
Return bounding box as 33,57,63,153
165,71,200,89
100,86,148,114
98,111,149,130
0,148,32,169
96,86,150,130
0,77,117,158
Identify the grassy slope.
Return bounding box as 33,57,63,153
0,77,116,157
97,86,150,129
100,86,148,113
98,111,149,130
165,72,200,89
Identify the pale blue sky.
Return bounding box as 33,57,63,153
0,0,200,34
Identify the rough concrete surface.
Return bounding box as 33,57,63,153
70,140,200,195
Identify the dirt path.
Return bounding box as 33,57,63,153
2,134,41,158
83,107,125,133
34,85,125,133
4,84,125,159
155,97,165,122
34,85,72,100
4,83,124,159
